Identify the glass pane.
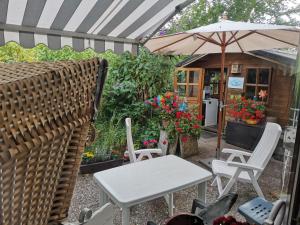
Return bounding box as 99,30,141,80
258,69,269,85
245,86,256,99
178,85,186,96
177,71,186,83
188,85,198,97
210,83,219,95
257,87,268,102
189,71,199,83
247,69,256,84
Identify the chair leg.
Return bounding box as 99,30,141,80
215,176,223,196
218,169,241,199
211,177,217,186
248,171,265,199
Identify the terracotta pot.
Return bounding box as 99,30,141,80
179,135,199,158
245,119,260,125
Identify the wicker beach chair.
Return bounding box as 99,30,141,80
0,58,107,225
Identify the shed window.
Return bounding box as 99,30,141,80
245,68,271,102
175,69,201,99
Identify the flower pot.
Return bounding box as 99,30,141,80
244,118,260,125
168,135,179,155
80,158,123,174
179,135,199,158
225,121,264,151
159,130,168,155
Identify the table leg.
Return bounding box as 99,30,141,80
198,182,207,204
122,207,130,225
99,189,109,207
168,193,174,217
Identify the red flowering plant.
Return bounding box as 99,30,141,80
143,139,158,148
213,216,250,225
227,96,266,123
145,92,179,122
146,93,203,143
173,109,203,143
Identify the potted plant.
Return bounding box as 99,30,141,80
146,93,203,158
172,108,203,158
80,117,125,174
225,95,266,150
227,96,266,125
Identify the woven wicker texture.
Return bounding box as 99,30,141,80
0,58,100,225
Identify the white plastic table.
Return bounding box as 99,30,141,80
94,155,212,225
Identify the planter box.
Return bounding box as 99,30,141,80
179,135,199,158
225,121,265,151
80,158,123,174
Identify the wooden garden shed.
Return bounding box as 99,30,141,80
175,50,296,128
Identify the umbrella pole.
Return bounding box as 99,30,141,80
216,33,226,159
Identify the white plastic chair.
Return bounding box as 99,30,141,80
125,118,163,163
212,122,282,199
63,203,113,225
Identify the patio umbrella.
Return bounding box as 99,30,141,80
145,18,300,158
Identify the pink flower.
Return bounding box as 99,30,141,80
172,102,178,107
143,141,149,146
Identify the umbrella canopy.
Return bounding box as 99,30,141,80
145,19,300,158
146,20,300,55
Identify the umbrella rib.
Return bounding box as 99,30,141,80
254,31,298,47
227,31,255,45
230,31,244,53
225,31,239,45
152,34,194,52
196,34,221,46
216,33,222,43
191,32,215,55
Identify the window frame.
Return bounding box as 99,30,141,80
244,67,272,103
174,68,203,101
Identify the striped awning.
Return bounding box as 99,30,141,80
0,0,192,54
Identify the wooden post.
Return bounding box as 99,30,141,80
216,32,226,159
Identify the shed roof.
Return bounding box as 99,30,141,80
0,0,193,54
176,50,297,67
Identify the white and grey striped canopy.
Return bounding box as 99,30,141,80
0,0,192,54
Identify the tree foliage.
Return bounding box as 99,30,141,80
166,0,300,33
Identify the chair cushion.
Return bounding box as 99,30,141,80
212,160,254,182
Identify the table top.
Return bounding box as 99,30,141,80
94,155,212,207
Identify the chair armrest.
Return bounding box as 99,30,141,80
222,148,252,157
227,161,263,171
135,148,162,155
124,149,162,156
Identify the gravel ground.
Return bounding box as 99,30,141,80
68,136,282,225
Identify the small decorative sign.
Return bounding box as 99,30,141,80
231,64,242,73
228,77,244,89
